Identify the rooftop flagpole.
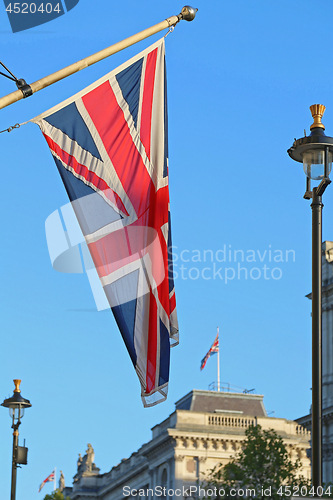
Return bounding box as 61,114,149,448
0,6,197,111
217,327,220,391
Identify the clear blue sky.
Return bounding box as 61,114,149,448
0,0,332,498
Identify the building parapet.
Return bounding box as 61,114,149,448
207,414,255,428
153,409,310,441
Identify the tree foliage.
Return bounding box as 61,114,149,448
203,424,309,499
43,489,70,500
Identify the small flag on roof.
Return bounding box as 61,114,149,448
38,469,55,492
200,332,219,371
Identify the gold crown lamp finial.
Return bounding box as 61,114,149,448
13,379,21,393
310,104,326,130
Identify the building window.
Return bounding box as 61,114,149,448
161,468,168,498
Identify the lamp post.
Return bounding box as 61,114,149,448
288,105,333,488
1,379,31,500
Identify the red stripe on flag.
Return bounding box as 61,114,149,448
146,186,170,313
43,133,129,216
82,81,154,218
140,48,158,161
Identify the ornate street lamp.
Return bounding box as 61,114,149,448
288,105,333,488
1,379,31,500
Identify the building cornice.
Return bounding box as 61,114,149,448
296,406,333,428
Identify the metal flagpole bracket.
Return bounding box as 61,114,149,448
0,61,33,99
15,79,33,99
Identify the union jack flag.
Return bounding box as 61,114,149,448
33,38,178,407
200,332,219,370
38,470,55,492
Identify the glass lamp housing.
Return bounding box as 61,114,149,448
303,149,332,180
9,406,25,423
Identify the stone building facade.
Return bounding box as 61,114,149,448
64,389,311,499
296,241,333,484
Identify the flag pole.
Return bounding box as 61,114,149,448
54,468,56,491
0,6,197,111
217,327,220,391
